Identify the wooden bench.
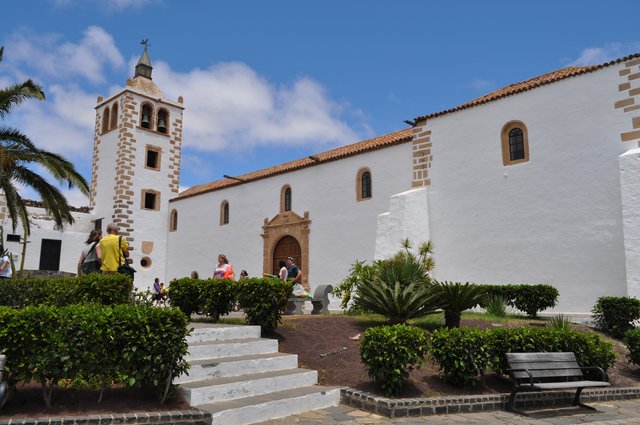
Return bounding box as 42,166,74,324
506,352,610,415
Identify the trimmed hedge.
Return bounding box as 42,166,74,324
624,328,640,366
169,277,291,330
0,274,133,307
360,324,429,397
0,304,189,406
592,296,640,338
481,284,559,317
430,327,615,388
237,278,292,331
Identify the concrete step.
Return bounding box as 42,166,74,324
180,368,318,406
175,352,299,384
186,338,278,362
200,385,342,425
188,324,261,344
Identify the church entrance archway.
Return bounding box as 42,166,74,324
262,210,311,290
272,235,301,276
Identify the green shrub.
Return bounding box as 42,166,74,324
432,327,615,388
484,296,508,317
168,277,201,316
337,239,435,314
200,279,238,320
0,304,189,406
433,281,487,328
0,274,132,307
481,284,559,318
360,324,429,397
512,284,559,318
592,296,640,338
430,327,491,388
624,329,640,366
548,314,572,331
237,278,292,331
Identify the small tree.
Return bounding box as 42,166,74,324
434,281,487,328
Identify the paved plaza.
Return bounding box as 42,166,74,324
256,400,640,424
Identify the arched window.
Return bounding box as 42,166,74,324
280,185,292,212
169,209,178,232
110,102,118,130
140,103,153,129
157,109,168,134
501,120,530,166
356,167,372,201
220,200,229,225
102,107,110,133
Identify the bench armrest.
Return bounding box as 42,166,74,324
579,366,607,381
506,367,534,387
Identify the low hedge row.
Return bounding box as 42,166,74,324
169,277,292,330
0,274,133,307
625,329,640,365
0,304,189,406
430,327,615,388
592,296,640,338
481,284,559,317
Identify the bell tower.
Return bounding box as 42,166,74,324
90,41,184,285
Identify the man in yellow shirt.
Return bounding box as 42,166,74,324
99,223,129,272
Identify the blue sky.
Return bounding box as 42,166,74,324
2,0,640,206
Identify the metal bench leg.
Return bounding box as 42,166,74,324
506,390,530,416
572,387,597,410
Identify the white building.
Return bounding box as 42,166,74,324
4,49,640,313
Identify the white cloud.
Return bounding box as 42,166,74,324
6,26,124,84
152,61,362,152
567,43,640,66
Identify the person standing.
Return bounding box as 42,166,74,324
99,223,129,273
278,260,288,281
286,256,303,285
77,229,102,276
213,254,234,280
0,250,11,279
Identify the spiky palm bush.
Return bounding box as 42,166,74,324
354,249,438,324
434,281,487,328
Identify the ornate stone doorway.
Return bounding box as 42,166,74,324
262,211,311,290
272,235,301,275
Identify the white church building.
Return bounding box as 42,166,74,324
3,48,640,313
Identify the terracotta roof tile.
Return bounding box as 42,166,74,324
413,52,640,123
171,128,413,201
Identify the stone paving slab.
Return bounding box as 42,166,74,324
254,400,640,424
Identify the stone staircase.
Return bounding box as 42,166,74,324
177,323,341,425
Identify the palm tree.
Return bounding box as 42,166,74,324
0,46,89,237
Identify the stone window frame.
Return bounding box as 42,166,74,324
169,209,178,232
501,120,530,166
110,101,118,130
156,108,169,134
140,102,155,130
101,106,110,134
356,167,373,201
145,144,162,171
280,185,292,212
141,189,161,211
220,200,229,225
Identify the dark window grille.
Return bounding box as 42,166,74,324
222,202,229,224
361,171,372,199
144,192,157,209
284,188,292,211
146,149,159,169
509,128,525,161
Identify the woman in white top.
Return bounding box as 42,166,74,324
0,252,11,279
278,260,288,281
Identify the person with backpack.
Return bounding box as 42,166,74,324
77,229,102,275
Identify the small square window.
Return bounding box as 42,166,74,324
141,190,160,211
145,147,161,170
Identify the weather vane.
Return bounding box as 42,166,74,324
140,39,150,48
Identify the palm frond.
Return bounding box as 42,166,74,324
0,80,45,118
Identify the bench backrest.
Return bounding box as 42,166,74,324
506,352,583,381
